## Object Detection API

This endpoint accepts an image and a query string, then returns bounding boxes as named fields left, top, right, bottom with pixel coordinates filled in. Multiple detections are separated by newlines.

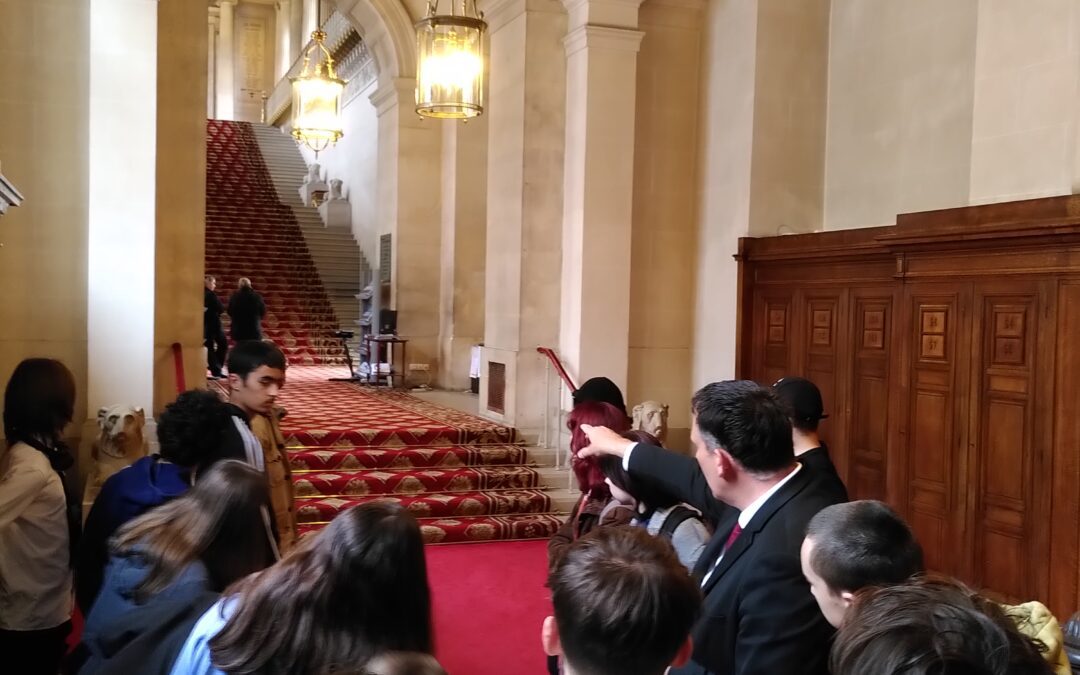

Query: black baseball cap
left=772, top=376, right=828, bottom=425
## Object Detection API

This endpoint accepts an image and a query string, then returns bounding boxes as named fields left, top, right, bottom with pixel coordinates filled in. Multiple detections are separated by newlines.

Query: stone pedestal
left=319, top=197, right=352, bottom=228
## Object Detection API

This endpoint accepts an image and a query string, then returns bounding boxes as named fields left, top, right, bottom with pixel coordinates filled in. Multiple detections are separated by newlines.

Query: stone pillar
left=479, top=0, right=567, bottom=434
left=370, top=79, right=443, bottom=379
left=0, top=0, right=90, bottom=448
left=289, top=0, right=304, bottom=63
left=215, top=0, right=236, bottom=120
left=303, top=0, right=319, bottom=41
left=88, top=0, right=158, bottom=416
left=557, top=0, right=643, bottom=398
left=154, top=0, right=209, bottom=412
left=275, top=0, right=292, bottom=80
left=438, top=118, right=488, bottom=390
left=207, top=10, right=219, bottom=118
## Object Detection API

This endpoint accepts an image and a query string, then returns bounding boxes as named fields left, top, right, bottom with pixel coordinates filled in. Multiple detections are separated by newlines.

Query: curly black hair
left=156, top=389, right=231, bottom=468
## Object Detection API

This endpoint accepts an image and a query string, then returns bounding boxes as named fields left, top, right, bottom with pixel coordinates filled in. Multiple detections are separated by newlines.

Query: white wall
left=824, top=0, right=979, bottom=230
left=969, top=0, right=1080, bottom=203
left=299, top=82, right=380, bottom=267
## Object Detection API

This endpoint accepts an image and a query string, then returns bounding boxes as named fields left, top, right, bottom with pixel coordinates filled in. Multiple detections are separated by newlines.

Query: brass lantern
left=415, top=0, right=486, bottom=119
left=291, top=29, right=345, bottom=154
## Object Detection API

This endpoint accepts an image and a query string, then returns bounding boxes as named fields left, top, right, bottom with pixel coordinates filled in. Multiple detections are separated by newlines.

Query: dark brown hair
left=110, top=459, right=274, bottom=603
left=691, top=380, right=794, bottom=474
left=209, top=503, right=433, bottom=675
left=549, top=526, right=702, bottom=675
left=830, top=577, right=1053, bottom=675
left=4, top=358, right=76, bottom=444
left=805, top=500, right=924, bottom=593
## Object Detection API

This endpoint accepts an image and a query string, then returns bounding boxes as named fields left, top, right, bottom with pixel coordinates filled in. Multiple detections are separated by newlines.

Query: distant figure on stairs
left=227, top=277, right=266, bottom=342
left=203, top=276, right=227, bottom=379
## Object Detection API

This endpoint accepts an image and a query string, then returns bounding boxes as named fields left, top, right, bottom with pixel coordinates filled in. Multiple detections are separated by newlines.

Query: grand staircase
left=205, top=120, right=348, bottom=365
left=250, top=124, right=369, bottom=360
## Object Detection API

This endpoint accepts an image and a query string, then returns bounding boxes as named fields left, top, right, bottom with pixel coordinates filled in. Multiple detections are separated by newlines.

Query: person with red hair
left=547, top=401, right=633, bottom=566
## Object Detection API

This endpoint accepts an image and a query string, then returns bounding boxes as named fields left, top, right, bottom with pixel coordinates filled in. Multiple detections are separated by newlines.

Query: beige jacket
left=1003, top=600, right=1071, bottom=675
left=250, top=407, right=297, bottom=554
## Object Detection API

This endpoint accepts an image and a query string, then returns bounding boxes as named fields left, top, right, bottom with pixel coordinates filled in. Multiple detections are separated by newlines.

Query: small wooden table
left=364, top=335, right=408, bottom=388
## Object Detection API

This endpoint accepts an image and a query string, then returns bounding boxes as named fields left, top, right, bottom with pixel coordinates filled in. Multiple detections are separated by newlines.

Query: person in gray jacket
left=600, top=430, right=711, bottom=571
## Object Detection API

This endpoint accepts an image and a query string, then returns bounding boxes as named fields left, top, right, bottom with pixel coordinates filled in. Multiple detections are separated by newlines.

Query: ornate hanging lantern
left=291, top=29, right=345, bottom=154
left=415, top=0, right=486, bottom=119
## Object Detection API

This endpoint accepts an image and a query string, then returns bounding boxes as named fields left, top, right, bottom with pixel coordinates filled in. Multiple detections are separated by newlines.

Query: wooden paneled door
left=842, top=288, right=897, bottom=501
left=965, top=281, right=1054, bottom=603
left=897, top=282, right=973, bottom=579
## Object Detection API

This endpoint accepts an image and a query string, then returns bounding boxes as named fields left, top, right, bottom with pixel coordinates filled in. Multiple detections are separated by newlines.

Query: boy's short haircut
left=226, top=340, right=286, bottom=379
left=805, top=500, right=924, bottom=593
left=549, top=527, right=702, bottom=675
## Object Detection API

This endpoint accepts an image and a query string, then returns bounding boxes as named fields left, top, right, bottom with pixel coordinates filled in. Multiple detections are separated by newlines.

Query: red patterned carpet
left=215, top=366, right=564, bottom=544
left=205, top=120, right=346, bottom=365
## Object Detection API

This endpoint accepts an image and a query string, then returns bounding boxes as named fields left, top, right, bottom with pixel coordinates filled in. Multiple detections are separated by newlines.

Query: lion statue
left=84, top=405, right=148, bottom=504
left=632, top=400, right=669, bottom=445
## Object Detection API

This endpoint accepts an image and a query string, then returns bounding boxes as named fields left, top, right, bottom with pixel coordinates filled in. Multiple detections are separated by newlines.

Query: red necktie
left=723, top=523, right=743, bottom=552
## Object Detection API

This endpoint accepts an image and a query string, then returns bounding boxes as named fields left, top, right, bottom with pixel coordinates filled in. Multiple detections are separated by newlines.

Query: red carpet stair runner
left=237, top=367, right=566, bottom=544
left=205, top=119, right=347, bottom=365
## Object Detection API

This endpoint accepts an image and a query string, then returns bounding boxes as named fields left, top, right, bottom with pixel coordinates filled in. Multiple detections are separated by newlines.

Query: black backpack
left=657, top=505, right=699, bottom=541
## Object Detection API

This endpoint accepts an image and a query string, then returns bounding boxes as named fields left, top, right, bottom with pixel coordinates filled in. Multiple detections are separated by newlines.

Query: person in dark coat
left=773, top=376, right=849, bottom=501
left=227, top=278, right=266, bottom=342
left=75, top=390, right=233, bottom=616
left=204, top=276, right=228, bottom=379
left=579, top=381, right=844, bottom=675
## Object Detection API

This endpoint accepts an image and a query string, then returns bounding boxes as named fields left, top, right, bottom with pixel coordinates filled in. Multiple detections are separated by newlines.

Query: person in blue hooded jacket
left=78, top=460, right=275, bottom=675
left=75, top=390, right=233, bottom=615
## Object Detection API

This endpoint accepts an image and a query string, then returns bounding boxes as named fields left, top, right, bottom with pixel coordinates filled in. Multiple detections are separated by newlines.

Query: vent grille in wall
left=487, top=361, right=506, bottom=414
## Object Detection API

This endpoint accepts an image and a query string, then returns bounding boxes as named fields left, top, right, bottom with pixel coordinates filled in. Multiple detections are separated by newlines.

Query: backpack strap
left=658, top=505, right=698, bottom=541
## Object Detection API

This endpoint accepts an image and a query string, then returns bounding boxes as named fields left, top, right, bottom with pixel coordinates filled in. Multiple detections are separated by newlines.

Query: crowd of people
left=0, top=344, right=1072, bottom=673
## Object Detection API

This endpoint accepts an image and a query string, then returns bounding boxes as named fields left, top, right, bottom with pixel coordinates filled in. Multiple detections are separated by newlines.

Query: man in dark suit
left=203, top=275, right=228, bottom=379
left=227, top=277, right=267, bottom=341
left=580, top=380, right=843, bottom=675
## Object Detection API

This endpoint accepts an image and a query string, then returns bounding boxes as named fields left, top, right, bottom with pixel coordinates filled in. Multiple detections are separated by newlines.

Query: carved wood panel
left=802, top=293, right=844, bottom=474
left=903, top=285, right=970, bottom=577
left=970, top=287, right=1048, bottom=602
left=847, top=293, right=893, bottom=500
left=755, top=293, right=796, bottom=387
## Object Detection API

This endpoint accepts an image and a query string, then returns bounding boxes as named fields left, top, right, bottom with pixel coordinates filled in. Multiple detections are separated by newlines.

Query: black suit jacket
left=628, top=444, right=843, bottom=675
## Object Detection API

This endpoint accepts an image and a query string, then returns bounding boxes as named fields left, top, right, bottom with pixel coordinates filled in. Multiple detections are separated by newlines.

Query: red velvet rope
left=171, top=342, right=186, bottom=394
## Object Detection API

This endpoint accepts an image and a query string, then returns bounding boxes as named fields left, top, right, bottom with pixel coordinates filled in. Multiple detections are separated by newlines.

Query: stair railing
left=537, top=347, right=576, bottom=489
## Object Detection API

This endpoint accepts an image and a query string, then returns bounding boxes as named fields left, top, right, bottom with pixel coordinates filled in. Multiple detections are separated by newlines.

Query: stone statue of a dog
left=83, top=405, right=148, bottom=505
left=632, top=400, right=669, bottom=445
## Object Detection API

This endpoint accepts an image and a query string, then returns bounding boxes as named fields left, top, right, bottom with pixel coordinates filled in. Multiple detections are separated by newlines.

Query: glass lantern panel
left=416, top=20, right=484, bottom=118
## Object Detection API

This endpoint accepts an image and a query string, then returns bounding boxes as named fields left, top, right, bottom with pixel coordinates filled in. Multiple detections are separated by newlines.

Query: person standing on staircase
left=227, top=278, right=266, bottom=342
left=220, top=341, right=297, bottom=555
left=204, top=276, right=228, bottom=379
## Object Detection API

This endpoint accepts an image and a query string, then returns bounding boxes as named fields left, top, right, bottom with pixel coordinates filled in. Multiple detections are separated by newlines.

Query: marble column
left=154, top=0, right=209, bottom=413
left=275, top=0, right=292, bottom=79
left=479, top=0, right=567, bottom=434
left=88, top=0, right=159, bottom=417
left=370, top=79, right=443, bottom=379
left=438, top=117, right=488, bottom=390
left=303, top=0, right=319, bottom=40
left=207, top=10, right=219, bottom=118
left=215, top=0, right=236, bottom=120
left=557, top=0, right=643, bottom=398
left=289, top=0, right=304, bottom=63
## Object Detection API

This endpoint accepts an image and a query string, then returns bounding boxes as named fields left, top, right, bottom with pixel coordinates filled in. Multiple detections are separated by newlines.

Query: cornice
left=564, top=23, right=643, bottom=55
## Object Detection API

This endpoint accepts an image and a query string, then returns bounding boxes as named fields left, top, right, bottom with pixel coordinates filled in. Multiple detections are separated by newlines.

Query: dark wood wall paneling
left=735, top=195, right=1080, bottom=617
